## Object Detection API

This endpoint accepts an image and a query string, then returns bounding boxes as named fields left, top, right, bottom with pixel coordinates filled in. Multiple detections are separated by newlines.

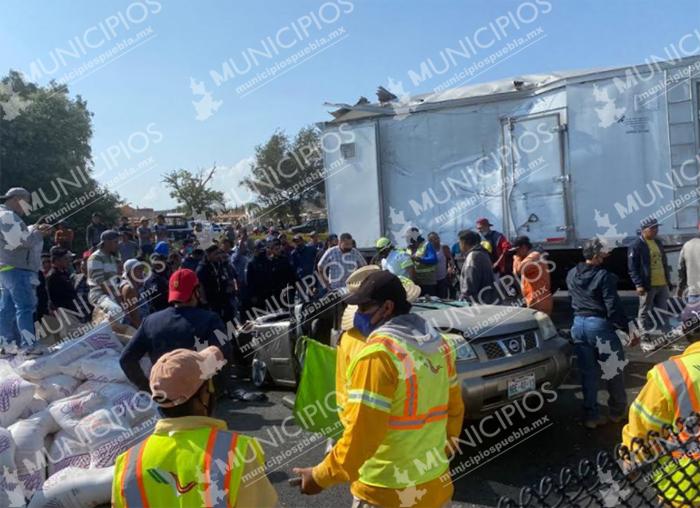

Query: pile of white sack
left=0, top=323, right=157, bottom=508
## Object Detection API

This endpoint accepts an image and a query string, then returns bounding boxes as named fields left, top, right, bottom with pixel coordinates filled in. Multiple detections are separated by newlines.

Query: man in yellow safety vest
left=294, top=271, right=464, bottom=508
left=112, top=346, right=278, bottom=508
left=622, top=335, right=700, bottom=506
left=336, top=267, right=422, bottom=427
left=405, top=227, right=438, bottom=297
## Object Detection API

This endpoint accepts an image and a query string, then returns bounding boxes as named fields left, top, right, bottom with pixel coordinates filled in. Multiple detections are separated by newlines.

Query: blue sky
left=2, top=0, right=700, bottom=210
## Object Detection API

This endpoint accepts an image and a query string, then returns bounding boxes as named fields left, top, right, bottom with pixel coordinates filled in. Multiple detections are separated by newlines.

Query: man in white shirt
left=317, top=232, right=366, bottom=290
left=678, top=222, right=700, bottom=304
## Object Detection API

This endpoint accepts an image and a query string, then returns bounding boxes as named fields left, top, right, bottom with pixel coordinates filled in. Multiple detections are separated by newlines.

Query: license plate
left=507, top=373, right=536, bottom=398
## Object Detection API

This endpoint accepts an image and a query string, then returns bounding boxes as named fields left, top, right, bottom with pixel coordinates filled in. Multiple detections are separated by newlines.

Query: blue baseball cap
left=154, top=241, right=170, bottom=256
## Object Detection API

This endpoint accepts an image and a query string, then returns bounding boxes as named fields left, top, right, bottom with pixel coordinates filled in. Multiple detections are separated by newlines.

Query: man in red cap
left=476, top=217, right=511, bottom=276
left=119, top=268, right=232, bottom=393
left=112, top=346, right=277, bottom=507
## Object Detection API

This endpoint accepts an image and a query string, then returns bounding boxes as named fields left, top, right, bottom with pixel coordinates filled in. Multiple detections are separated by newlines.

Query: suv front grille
left=479, top=331, right=538, bottom=360
left=482, top=342, right=506, bottom=359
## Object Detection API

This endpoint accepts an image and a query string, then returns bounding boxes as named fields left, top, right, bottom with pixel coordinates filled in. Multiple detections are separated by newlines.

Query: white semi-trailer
left=321, top=56, right=700, bottom=283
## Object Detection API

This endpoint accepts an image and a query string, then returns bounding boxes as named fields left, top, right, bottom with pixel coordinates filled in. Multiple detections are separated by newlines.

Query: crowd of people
left=4, top=184, right=700, bottom=506
left=0, top=184, right=560, bottom=354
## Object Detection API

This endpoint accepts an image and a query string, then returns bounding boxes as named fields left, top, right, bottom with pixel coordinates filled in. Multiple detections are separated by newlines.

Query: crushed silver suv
left=411, top=299, right=570, bottom=419
left=247, top=295, right=571, bottom=419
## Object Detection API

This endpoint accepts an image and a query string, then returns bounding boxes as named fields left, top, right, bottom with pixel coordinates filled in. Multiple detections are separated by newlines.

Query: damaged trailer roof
left=324, top=57, right=700, bottom=123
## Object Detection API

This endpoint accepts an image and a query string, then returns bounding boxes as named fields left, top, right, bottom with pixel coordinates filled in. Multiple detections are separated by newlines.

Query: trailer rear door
left=502, top=113, right=570, bottom=244
left=323, top=122, right=382, bottom=249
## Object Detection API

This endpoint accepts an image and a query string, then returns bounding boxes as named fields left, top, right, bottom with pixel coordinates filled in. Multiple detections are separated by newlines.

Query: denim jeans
left=0, top=268, right=38, bottom=346
left=571, top=315, right=628, bottom=420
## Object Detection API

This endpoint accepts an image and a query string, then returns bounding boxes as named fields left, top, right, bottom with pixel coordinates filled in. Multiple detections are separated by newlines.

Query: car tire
left=251, top=358, right=272, bottom=387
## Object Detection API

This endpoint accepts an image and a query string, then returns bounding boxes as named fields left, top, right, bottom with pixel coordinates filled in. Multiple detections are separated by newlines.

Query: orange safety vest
left=656, top=357, right=700, bottom=451
left=652, top=356, right=700, bottom=505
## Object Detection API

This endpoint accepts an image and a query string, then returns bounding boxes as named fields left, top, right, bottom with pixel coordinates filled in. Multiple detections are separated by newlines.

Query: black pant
left=436, top=278, right=450, bottom=299
left=419, top=284, right=438, bottom=297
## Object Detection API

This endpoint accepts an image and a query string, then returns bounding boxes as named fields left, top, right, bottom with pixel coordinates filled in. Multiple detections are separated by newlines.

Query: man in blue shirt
left=290, top=234, right=320, bottom=300
left=405, top=227, right=438, bottom=296
left=119, top=268, right=231, bottom=393
left=290, top=234, right=318, bottom=280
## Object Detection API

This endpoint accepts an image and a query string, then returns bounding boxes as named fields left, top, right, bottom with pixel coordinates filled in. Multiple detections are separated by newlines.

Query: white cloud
left=211, top=156, right=256, bottom=208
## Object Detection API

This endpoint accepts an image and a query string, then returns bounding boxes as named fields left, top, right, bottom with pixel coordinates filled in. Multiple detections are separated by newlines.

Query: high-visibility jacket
left=335, top=328, right=368, bottom=427
left=346, top=331, right=456, bottom=488
left=382, top=249, right=415, bottom=279
left=112, top=419, right=267, bottom=508
left=622, top=342, right=700, bottom=506
left=412, top=242, right=437, bottom=286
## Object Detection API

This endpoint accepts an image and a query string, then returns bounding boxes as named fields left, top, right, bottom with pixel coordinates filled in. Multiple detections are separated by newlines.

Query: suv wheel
left=251, top=358, right=271, bottom=387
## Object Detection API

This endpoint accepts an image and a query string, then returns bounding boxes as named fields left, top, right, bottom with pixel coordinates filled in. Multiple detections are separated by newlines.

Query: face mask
left=353, top=310, right=378, bottom=337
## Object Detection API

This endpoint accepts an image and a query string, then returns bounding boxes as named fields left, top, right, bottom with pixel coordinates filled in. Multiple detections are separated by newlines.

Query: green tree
left=242, top=126, right=325, bottom=225
left=162, top=166, right=225, bottom=216
left=0, top=71, right=121, bottom=252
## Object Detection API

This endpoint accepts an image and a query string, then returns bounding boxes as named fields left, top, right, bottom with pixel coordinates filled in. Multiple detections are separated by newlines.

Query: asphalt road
left=216, top=293, right=680, bottom=507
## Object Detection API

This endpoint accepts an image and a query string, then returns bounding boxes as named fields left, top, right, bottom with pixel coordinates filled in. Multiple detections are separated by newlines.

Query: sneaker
left=584, top=416, right=608, bottom=429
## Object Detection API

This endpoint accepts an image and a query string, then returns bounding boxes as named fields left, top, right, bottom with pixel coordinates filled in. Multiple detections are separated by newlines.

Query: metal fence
left=498, top=414, right=700, bottom=507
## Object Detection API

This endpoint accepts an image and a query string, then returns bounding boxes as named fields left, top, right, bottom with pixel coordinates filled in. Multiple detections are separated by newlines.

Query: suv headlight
left=535, top=312, right=557, bottom=341
left=443, top=333, right=477, bottom=361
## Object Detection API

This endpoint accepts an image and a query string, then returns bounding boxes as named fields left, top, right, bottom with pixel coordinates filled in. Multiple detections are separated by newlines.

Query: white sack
left=47, top=387, right=105, bottom=437
left=0, top=427, right=15, bottom=470
left=9, top=410, right=59, bottom=498
left=60, top=349, right=126, bottom=383
left=0, top=359, right=16, bottom=377
left=35, top=375, right=80, bottom=403
left=27, top=466, right=114, bottom=508
left=0, top=466, right=25, bottom=508
left=88, top=415, right=156, bottom=468
left=15, top=326, right=121, bottom=381
left=18, top=397, right=48, bottom=420
left=46, top=430, right=90, bottom=476
left=0, top=375, right=36, bottom=428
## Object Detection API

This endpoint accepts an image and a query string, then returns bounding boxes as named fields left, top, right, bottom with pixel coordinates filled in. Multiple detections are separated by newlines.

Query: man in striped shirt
left=317, top=232, right=366, bottom=290
left=87, top=229, right=123, bottom=320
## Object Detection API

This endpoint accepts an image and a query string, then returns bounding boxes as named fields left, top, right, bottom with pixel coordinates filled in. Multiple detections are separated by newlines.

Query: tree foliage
left=242, top=126, right=325, bottom=225
left=0, top=71, right=121, bottom=251
left=162, top=166, right=225, bottom=217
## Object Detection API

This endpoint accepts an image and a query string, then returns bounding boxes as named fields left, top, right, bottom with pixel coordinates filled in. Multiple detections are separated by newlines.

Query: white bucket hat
left=341, top=274, right=422, bottom=331
left=346, top=265, right=380, bottom=292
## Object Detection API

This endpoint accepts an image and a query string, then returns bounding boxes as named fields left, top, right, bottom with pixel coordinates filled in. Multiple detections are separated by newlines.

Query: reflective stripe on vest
left=119, top=428, right=245, bottom=508
left=121, top=438, right=150, bottom=508
left=657, top=358, right=700, bottom=458
left=658, top=359, right=700, bottom=420
left=204, top=429, right=239, bottom=508
left=439, top=337, right=456, bottom=379
left=413, top=243, right=435, bottom=274
left=368, top=337, right=418, bottom=418
left=365, top=335, right=453, bottom=430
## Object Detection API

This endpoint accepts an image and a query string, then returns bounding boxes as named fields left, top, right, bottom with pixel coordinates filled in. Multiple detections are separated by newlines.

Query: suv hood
left=413, top=303, right=538, bottom=338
